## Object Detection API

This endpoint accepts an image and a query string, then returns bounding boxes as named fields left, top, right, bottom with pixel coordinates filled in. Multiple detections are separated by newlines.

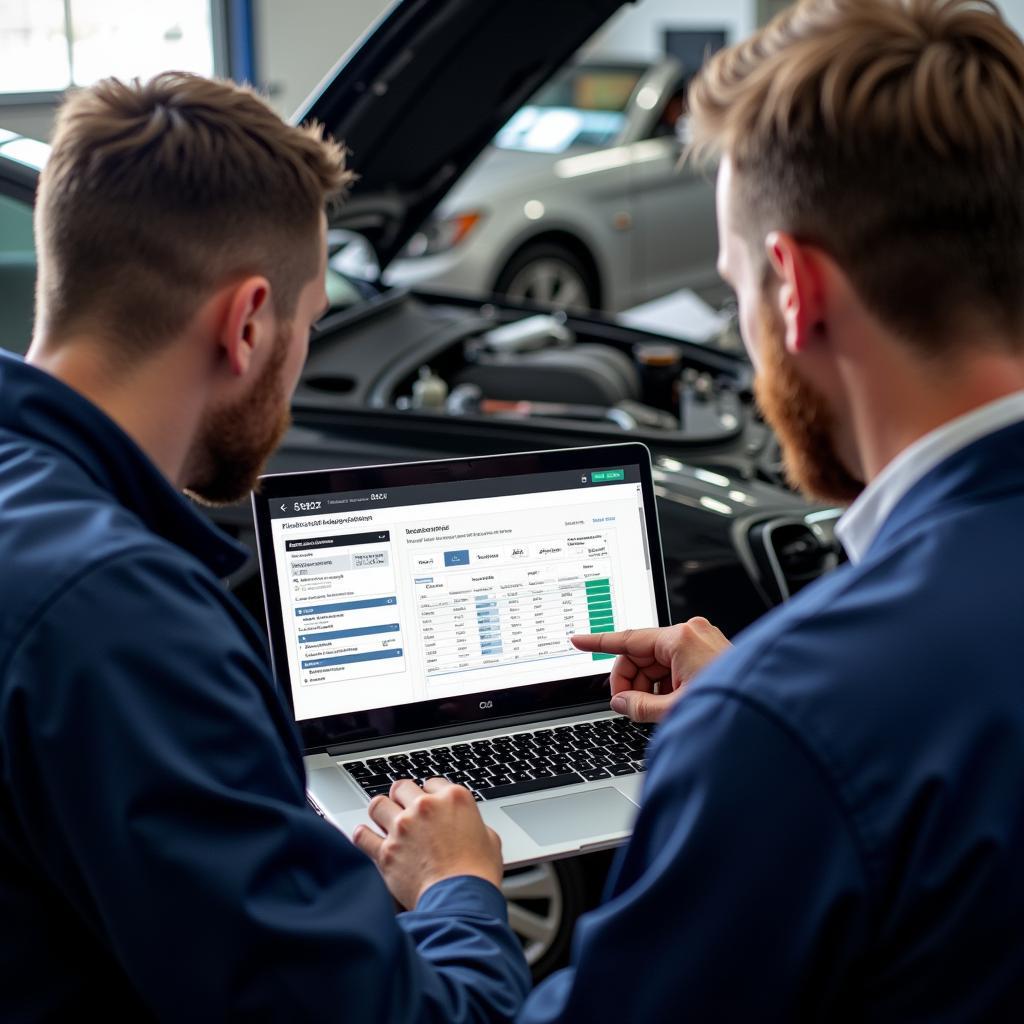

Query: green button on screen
left=591, top=469, right=625, bottom=483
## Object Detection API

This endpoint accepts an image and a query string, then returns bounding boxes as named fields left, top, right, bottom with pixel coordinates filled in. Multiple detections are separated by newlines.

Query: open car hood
left=297, top=0, right=629, bottom=270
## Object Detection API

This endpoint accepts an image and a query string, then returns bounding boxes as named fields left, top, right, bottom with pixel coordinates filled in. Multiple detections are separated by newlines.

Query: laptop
left=251, top=443, right=671, bottom=866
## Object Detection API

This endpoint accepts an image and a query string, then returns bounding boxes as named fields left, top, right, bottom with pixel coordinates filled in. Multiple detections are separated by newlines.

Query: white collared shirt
left=835, top=390, right=1024, bottom=563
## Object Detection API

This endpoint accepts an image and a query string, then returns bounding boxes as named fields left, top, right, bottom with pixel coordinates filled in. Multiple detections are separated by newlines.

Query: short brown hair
left=689, top=0, right=1024, bottom=349
left=36, top=72, right=353, bottom=357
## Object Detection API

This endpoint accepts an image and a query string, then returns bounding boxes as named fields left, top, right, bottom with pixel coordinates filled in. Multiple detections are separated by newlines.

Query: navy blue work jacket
left=0, top=351, right=530, bottom=1021
left=519, top=418, right=1024, bottom=1020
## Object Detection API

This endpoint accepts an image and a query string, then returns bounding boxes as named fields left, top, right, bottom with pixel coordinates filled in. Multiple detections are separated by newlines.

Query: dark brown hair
left=36, top=72, right=353, bottom=358
left=689, top=0, right=1024, bottom=350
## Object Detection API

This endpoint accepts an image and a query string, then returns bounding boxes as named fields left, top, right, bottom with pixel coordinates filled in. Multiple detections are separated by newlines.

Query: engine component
left=477, top=398, right=637, bottom=430
left=454, top=344, right=640, bottom=406
left=614, top=399, right=680, bottom=431
left=634, top=341, right=684, bottom=414
left=446, top=383, right=484, bottom=414
left=478, top=314, right=574, bottom=353
left=411, top=365, right=449, bottom=409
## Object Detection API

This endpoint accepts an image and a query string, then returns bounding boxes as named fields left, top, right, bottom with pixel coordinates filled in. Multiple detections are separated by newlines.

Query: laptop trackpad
left=308, top=767, right=365, bottom=815
left=502, top=787, right=638, bottom=846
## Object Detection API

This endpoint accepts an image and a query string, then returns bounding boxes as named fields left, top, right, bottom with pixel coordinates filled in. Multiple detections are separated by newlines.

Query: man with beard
left=0, top=74, right=530, bottom=1020
left=360, top=0, right=1024, bottom=1020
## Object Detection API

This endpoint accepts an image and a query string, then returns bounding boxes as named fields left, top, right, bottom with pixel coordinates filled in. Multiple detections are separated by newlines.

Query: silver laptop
left=251, top=443, right=670, bottom=866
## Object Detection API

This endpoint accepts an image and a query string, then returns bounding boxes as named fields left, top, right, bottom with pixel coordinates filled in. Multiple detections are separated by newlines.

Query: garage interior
left=2, top=0, right=1024, bottom=1017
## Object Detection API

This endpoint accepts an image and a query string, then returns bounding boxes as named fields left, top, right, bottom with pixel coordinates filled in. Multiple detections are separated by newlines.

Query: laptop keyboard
left=341, top=716, right=655, bottom=802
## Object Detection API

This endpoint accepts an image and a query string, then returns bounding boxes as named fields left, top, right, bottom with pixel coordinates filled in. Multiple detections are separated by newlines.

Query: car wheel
left=502, top=857, right=586, bottom=980
left=494, top=243, right=599, bottom=311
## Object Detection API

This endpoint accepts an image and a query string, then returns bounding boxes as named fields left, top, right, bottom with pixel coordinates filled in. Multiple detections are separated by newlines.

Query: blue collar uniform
left=0, top=351, right=529, bottom=1022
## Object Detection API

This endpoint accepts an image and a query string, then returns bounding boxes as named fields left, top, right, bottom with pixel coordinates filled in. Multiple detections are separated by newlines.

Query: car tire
left=494, top=242, right=599, bottom=311
left=502, top=857, right=587, bottom=981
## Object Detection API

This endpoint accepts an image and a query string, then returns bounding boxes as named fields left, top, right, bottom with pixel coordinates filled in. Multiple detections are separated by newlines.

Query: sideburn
left=753, top=303, right=864, bottom=505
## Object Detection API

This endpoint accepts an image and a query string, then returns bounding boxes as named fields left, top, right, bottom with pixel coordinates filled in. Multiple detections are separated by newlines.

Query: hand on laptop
left=571, top=617, right=732, bottom=723
left=353, top=778, right=503, bottom=908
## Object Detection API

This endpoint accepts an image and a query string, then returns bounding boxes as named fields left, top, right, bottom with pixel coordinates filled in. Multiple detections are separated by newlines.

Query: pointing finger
left=572, top=628, right=661, bottom=657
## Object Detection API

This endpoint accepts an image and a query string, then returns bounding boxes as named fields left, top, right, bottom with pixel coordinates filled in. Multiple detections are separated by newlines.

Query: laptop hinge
left=322, top=700, right=611, bottom=758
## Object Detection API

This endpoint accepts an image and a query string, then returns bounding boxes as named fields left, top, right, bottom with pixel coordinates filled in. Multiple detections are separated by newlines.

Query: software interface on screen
left=267, top=465, right=661, bottom=722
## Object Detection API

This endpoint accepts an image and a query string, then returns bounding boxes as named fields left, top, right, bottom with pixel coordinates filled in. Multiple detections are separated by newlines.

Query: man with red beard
left=361, top=1, right=1024, bottom=1020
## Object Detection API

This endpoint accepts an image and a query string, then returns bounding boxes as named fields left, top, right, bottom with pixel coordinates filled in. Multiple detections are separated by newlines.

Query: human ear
left=765, top=232, right=823, bottom=356
left=219, top=276, right=270, bottom=377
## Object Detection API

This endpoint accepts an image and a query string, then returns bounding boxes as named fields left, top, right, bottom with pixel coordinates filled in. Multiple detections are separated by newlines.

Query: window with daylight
left=0, top=0, right=216, bottom=96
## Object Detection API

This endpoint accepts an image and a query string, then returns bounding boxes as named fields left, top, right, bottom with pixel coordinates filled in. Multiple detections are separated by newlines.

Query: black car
left=0, top=0, right=843, bottom=976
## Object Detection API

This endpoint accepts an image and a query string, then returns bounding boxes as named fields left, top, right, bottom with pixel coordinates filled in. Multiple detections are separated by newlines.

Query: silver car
left=383, top=58, right=719, bottom=312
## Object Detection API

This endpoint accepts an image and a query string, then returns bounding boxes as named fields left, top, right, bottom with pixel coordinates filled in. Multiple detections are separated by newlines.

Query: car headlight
left=402, top=211, right=484, bottom=258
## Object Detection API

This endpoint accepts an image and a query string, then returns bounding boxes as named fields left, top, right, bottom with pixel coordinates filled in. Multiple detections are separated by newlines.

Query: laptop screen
left=253, top=444, right=670, bottom=751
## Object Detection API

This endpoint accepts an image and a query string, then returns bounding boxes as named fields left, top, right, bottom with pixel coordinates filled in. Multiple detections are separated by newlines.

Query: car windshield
left=494, top=64, right=645, bottom=154
left=0, top=133, right=49, bottom=172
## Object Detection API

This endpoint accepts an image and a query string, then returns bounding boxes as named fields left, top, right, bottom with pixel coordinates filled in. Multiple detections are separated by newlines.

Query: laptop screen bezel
left=252, top=443, right=671, bottom=753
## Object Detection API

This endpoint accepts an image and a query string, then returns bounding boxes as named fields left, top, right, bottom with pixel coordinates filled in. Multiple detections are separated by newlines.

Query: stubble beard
left=185, top=324, right=293, bottom=507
